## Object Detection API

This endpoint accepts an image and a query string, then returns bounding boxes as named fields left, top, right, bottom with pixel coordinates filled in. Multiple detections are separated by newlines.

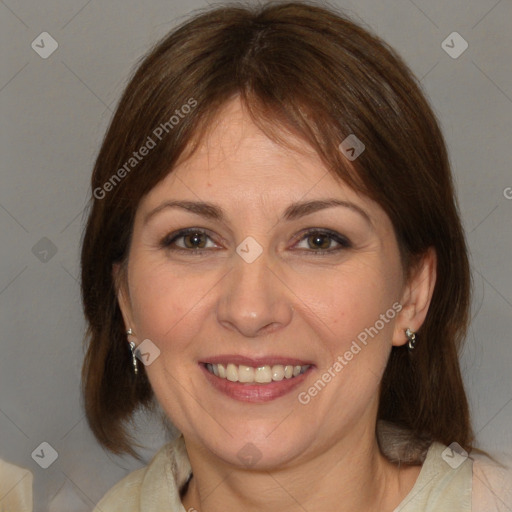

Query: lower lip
left=200, top=363, right=313, bottom=403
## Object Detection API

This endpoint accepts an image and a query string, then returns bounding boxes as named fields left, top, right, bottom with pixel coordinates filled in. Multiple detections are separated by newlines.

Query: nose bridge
left=216, top=245, right=293, bottom=337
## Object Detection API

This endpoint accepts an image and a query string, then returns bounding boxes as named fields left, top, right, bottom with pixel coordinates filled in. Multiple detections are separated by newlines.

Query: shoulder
left=378, top=420, right=512, bottom=510
left=393, top=441, right=473, bottom=511
left=394, top=441, right=512, bottom=512
left=472, top=450, right=512, bottom=511
left=92, top=465, right=147, bottom=512
left=93, top=435, right=192, bottom=512
left=0, top=459, right=33, bottom=512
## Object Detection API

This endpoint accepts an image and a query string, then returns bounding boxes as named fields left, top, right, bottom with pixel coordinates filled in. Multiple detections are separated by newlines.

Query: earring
left=405, top=328, right=416, bottom=351
left=126, top=329, right=138, bottom=375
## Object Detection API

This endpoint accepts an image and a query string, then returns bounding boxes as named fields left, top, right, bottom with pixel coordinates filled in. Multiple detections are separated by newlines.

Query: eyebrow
left=143, top=198, right=372, bottom=227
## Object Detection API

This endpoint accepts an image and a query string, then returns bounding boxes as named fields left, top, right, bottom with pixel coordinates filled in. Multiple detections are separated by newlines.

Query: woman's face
left=117, top=97, right=416, bottom=469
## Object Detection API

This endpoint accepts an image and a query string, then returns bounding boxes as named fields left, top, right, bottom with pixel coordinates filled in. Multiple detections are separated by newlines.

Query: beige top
left=93, top=433, right=512, bottom=512
left=0, top=460, right=33, bottom=512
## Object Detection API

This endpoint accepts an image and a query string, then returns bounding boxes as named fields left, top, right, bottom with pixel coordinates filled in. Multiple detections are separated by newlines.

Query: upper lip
left=201, top=355, right=314, bottom=367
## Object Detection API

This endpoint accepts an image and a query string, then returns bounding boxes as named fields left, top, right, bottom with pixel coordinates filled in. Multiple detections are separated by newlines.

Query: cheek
left=295, top=265, right=400, bottom=411
left=128, top=259, right=210, bottom=346
left=291, top=260, right=400, bottom=346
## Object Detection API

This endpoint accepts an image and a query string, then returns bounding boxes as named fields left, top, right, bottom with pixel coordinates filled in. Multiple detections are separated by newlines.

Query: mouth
left=199, top=356, right=315, bottom=403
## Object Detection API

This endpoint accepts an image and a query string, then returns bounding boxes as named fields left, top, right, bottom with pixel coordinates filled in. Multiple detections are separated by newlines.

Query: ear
left=392, top=247, right=437, bottom=347
left=112, top=262, right=136, bottom=334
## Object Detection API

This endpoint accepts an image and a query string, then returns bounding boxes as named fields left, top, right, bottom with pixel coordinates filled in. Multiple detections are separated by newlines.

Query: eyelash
left=159, top=227, right=352, bottom=256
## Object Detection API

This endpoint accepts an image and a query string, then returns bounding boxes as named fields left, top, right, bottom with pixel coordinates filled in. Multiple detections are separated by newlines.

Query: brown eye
left=182, top=231, right=208, bottom=249
left=307, top=233, right=332, bottom=250
left=295, top=229, right=351, bottom=254
left=160, top=228, right=216, bottom=252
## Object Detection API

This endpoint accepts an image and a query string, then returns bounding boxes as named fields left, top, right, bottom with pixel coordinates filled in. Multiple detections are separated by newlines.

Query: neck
left=181, top=421, right=420, bottom=512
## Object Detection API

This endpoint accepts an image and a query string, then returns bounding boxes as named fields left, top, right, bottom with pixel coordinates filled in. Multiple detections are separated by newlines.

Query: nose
left=216, top=249, right=294, bottom=338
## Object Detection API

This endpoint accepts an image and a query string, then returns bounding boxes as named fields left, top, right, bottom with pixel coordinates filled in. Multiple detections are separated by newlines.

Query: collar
left=139, top=434, right=191, bottom=511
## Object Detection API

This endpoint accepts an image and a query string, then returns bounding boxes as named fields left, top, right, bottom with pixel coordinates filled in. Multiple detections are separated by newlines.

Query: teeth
left=255, top=366, right=272, bottom=383
left=272, top=365, right=285, bottom=381
left=206, top=363, right=310, bottom=383
left=226, top=363, right=238, bottom=382
left=239, top=365, right=255, bottom=383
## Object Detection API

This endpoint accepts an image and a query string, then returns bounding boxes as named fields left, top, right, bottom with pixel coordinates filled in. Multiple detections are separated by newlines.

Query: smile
left=205, top=363, right=311, bottom=384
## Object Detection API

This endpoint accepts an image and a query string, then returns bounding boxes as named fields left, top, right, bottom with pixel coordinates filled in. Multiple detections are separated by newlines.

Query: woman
left=81, top=2, right=511, bottom=511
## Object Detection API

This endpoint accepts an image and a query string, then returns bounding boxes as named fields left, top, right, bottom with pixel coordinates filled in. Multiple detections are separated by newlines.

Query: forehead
left=132, top=97, right=397, bottom=246
left=142, top=97, right=362, bottom=206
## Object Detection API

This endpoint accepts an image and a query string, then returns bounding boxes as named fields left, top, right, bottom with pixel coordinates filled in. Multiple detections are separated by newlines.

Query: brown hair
left=81, top=1, right=473, bottom=459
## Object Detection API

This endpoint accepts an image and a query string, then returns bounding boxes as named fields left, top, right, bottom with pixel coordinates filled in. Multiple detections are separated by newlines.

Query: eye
left=293, top=229, right=352, bottom=254
left=159, top=227, right=351, bottom=256
left=160, top=228, right=218, bottom=253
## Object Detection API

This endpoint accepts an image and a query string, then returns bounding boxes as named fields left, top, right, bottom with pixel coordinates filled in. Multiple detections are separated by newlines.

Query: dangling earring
left=126, top=328, right=138, bottom=375
left=405, top=328, right=416, bottom=351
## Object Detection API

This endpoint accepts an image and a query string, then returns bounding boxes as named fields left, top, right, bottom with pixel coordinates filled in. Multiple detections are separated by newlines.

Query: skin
left=115, top=97, right=437, bottom=512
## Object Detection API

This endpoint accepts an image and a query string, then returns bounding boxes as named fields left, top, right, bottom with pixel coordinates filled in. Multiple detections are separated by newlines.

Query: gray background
left=1, top=0, right=511, bottom=510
